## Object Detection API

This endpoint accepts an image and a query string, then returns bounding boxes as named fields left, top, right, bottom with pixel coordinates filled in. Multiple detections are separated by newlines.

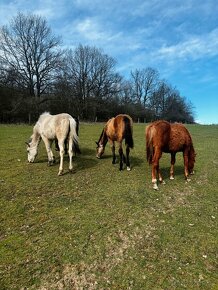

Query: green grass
left=0, top=123, right=218, bottom=289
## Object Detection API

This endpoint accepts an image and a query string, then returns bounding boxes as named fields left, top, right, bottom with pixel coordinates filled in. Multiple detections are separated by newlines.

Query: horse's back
left=146, top=120, right=171, bottom=148
left=37, top=112, right=75, bottom=140
left=169, top=123, right=193, bottom=151
left=106, top=114, right=133, bottom=141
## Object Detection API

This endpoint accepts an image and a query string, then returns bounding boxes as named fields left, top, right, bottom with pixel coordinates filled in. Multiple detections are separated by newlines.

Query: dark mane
left=97, top=128, right=108, bottom=146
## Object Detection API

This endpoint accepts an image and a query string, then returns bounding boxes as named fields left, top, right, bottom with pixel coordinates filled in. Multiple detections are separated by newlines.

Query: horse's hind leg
left=170, top=153, right=176, bottom=180
left=58, top=140, right=65, bottom=176
left=126, top=146, right=131, bottom=171
left=55, top=138, right=67, bottom=155
left=118, top=144, right=124, bottom=171
left=68, top=137, right=73, bottom=173
left=152, top=149, right=162, bottom=190
left=110, top=141, right=116, bottom=164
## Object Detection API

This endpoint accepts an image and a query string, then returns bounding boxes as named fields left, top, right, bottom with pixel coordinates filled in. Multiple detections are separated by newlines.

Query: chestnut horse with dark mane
left=146, top=120, right=196, bottom=190
left=96, top=114, right=134, bottom=171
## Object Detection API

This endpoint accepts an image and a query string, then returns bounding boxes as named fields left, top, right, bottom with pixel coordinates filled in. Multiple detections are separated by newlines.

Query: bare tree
left=130, top=67, right=159, bottom=106
left=0, top=13, right=62, bottom=99
left=63, top=45, right=122, bottom=119
left=150, top=81, right=171, bottom=118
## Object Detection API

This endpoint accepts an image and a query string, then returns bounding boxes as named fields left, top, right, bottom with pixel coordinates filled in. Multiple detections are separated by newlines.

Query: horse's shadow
left=130, top=156, right=144, bottom=168
left=35, top=147, right=98, bottom=171
left=96, top=154, right=144, bottom=169
left=159, top=165, right=185, bottom=178
left=74, top=147, right=98, bottom=170
left=33, top=147, right=145, bottom=171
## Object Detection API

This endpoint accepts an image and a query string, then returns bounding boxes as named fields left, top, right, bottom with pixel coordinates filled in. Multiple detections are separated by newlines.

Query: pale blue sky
left=0, top=0, right=218, bottom=124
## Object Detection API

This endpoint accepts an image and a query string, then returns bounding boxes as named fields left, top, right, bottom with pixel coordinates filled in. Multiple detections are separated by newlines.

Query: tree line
left=0, top=13, right=195, bottom=123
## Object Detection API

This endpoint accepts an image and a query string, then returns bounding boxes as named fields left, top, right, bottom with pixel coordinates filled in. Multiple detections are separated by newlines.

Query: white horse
left=26, top=112, right=80, bottom=175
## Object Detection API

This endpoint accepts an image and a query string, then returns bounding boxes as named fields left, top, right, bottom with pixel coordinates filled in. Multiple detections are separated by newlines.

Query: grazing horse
left=26, top=112, right=80, bottom=176
left=96, top=114, right=134, bottom=171
left=146, top=120, right=196, bottom=190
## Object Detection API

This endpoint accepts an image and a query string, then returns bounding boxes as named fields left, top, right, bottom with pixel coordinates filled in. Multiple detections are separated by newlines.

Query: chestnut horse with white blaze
left=26, top=112, right=80, bottom=176
left=146, top=120, right=196, bottom=190
left=96, top=114, right=134, bottom=171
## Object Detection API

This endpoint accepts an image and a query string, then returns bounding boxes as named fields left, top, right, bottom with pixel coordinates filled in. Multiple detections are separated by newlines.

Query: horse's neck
left=100, top=129, right=108, bottom=147
left=31, top=125, right=41, bottom=146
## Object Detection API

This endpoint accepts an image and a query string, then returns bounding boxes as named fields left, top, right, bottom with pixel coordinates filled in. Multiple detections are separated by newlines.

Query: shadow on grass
left=158, top=165, right=185, bottom=179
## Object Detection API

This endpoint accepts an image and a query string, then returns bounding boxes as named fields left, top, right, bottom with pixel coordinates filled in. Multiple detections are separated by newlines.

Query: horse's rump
left=146, top=125, right=156, bottom=164
left=105, top=115, right=133, bottom=148
left=146, top=120, right=171, bottom=164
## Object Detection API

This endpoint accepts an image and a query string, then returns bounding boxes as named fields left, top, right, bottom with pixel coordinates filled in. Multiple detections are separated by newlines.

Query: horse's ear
left=95, top=141, right=98, bottom=145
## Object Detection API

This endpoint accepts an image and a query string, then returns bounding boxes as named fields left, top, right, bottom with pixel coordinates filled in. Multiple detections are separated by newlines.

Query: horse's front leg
left=183, top=152, right=190, bottom=182
left=42, top=137, right=55, bottom=165
left=170, top=152, right=176, bottom=180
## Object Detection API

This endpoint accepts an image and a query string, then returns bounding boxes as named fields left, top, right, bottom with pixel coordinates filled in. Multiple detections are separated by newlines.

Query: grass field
left=0, top=122, right=218, bottom=289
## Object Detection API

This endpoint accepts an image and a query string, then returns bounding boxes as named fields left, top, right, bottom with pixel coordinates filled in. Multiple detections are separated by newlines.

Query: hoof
left=58, top=171, right=63, bottom=176
left=170, top=176, right=174, bottom=180
left=153, top=184, right=159, bottom=190
left=161, top=180, right=166, bottom=185
left=127, top=166, right=131, bottom=171
left=186, top=178, right=191, bottom=183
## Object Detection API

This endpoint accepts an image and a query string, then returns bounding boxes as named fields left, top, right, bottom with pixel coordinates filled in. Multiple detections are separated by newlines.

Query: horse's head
left=26, top=141, right=38, bottom=163
left=96, top=141, right=105, bottom=158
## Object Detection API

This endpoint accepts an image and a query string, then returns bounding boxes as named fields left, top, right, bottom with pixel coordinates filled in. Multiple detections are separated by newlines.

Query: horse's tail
left=124, top=116, right=134, bottom=149
left=189, top=141, right=196, bottom=161
left=146, top=125, right=155, bottom=164
left=69, top=117, right=81, bottom=155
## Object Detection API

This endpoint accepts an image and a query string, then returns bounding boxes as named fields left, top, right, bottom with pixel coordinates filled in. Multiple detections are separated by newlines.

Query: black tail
left=124, top=116, right=134, bottom=149
left=73, top=117, right=81, bottom=154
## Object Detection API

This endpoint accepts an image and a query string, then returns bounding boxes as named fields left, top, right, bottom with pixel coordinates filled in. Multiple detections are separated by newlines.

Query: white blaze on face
left=96, top=144, right=104, bottom=158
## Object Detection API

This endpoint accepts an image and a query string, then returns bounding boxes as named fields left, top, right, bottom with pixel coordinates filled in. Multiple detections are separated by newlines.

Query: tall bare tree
left=63, top=45, right=121, bottom=119
left=130, top=67, right=159, bottom=106
left=0, top=13, right=62, bottom=99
